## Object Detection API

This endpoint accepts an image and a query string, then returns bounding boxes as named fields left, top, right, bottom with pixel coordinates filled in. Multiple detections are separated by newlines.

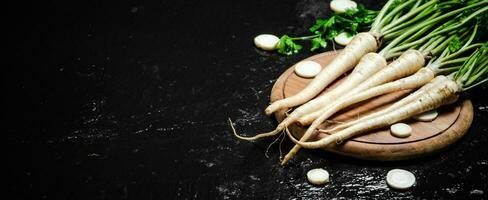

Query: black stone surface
left=5, top=0, right=488, bottom=199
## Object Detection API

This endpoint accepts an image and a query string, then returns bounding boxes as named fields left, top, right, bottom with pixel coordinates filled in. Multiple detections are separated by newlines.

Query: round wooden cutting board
left=270, top=51, right=474, bottom=161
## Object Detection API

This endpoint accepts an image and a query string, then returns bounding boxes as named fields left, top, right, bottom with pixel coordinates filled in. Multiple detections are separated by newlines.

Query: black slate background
left=5, top=0, right=488, bottom=199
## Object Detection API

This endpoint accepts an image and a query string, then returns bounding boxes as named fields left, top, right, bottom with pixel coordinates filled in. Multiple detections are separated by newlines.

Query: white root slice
left=386, top=169, right=416, bottom=190
left=330, top=0, right=357, bottom=13
left=254, top=34, right=280, bottom=51
left=413, top=109, right=438, bottom=122
left=294, top=61, right=323, bottom=78
left=307, top=168, right=330, bottom=185
left=390, top=123, right=412, bottom=138
left=334, top=32, right=354, bottom=46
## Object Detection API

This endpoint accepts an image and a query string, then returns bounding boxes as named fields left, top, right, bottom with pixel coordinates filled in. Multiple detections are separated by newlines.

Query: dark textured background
left=5, top=0, right=488, bottom=199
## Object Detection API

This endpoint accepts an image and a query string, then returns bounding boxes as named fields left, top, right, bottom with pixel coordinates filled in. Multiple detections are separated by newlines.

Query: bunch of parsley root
left=231, top=0, right=488, bottom=165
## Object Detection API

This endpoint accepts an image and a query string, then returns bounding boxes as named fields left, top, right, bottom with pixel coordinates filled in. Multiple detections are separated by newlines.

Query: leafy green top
left=454, top=43, right=488, bottom=90
left=277, top=5, right=378, bottom=55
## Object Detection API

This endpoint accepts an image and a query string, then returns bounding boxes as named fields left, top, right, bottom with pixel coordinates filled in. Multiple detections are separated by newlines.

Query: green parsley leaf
left=310, top=37, right=327, bottom=51
left=277, top=35, right=303, bottom=55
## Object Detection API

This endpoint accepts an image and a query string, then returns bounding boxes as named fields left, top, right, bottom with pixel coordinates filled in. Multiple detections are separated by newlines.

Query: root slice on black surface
left=307, top=168, right=330, bottom=185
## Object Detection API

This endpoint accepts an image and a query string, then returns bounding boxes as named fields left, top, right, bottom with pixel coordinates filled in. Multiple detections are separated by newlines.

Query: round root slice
left=307, top=168, right=330, bottom=185
left=386, top=169, right=416, bottom=190
left=254, top=34, right=280, bottom=51
left=413, top=109, right=438, bottom=122
left=330, top=0, right=357, bottom=13
left=294, top=61, right=322, bottom=78
left=334, top=32, right=354, bottom=46
left=390, top=123, right=412, bottom=138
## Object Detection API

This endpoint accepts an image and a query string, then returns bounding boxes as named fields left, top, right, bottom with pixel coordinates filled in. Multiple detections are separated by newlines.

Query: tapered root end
left=280, top=154, right=292, bottom=166
left=280, top=144, right=301, bottom=166
left=264, top=104, right=279, bottom=116
left=265, top=98, right=290, bottom=116
left=228, top=118, right=281, bottom=141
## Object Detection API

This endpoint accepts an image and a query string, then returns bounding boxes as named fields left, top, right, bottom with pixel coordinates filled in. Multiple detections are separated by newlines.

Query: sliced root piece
left=307, top=168, right=330, bottom=185
left=334, top=32, right=354, bottom=46
left=386, top=169, right=416, bottom=190
left=254, top=34, right=280, bottom=51
left=390, top=123, right=412, bottom=138
left=294, top=61, right=322, bottom=78
left=413, top=109, right=438, bottom=121
left=330, top=0, right=357, bottom=13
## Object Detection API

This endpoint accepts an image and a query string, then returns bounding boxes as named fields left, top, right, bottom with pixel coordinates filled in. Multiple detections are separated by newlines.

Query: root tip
left=280, top=156, right=291, bottom=166
left=228, top=117, right=282, bottom=141
left=264, top=106, right=275, bottom=116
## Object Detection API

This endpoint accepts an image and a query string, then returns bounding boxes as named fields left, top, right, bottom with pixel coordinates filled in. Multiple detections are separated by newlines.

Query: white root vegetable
left=287, top=79, right=460, bottom=150
left=386, top=169, right=416, bottom=190
left=245, top=52, right=380, bottom=144
left=321, top=75, right=448, bottom=133
left=413, top=109, right=438, bottom=121
left=254, top=34, right=280, bottom=51
left=298, top=67, right=435, bottom=126
left=234, top=35, right=379, bottom=142
left=330, top=0, right=358, bottom=13
left=334, top=32, right=354, bottom=46
left=265, top=32, right=378, bottom=115
left=287, top=52, right=386, bottom=121
left=297, top=50, right=426, bottom=126
left=306, top=168, right=330, bottom=185
left=234, top=0, right=488, bottom=167
left=390, top=123, right=412, bottom=138
left=280, top=50, right=427, bottom=164
left=294, top=61, right=323, bottom=78
left=233, top=53, right=383, bottom=141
